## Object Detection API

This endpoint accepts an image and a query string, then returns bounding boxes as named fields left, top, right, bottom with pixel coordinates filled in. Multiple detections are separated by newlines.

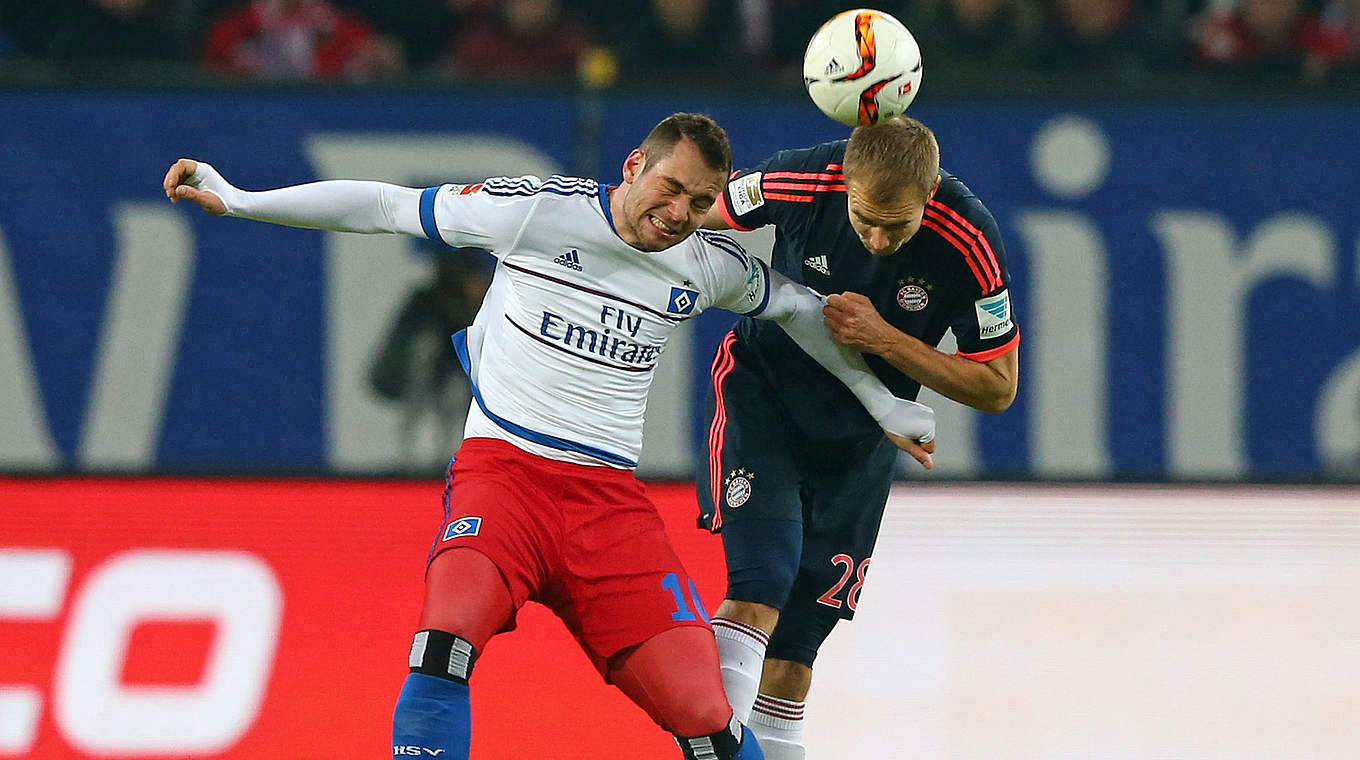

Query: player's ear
left=929, top=174, right=941, bottom=200
left=621, top=149, right=646, bottom=184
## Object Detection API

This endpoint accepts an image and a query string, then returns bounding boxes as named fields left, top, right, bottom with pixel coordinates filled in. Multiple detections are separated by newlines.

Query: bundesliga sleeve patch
left=728, top=172, right=764, bottom=216
left=741, top=260, right=767, bottom=309
left=974, top=289, right=1014, bottom=339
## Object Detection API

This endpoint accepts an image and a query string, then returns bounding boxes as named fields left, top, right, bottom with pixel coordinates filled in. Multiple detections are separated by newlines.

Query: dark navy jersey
left=716, top=140, right=1020, bottom=444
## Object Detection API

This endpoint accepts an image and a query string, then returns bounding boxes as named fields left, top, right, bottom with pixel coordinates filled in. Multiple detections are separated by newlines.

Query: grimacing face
left=616, top=138, right=726, bottom=252
left=845, top=177, right=938, bottom=256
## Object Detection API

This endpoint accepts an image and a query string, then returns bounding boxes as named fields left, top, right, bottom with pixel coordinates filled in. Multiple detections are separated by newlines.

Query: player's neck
left=605, top=184, right=637, bottom=249
left=606, top=184, right=622, bottom=228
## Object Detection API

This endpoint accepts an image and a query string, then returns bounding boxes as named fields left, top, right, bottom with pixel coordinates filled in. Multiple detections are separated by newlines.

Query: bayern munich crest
left=897, top=282, right=929, bottom=311
left=723, top=468, right=754, bottom=508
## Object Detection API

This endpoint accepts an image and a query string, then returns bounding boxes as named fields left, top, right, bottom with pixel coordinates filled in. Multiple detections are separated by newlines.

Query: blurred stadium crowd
left=0, top=0, right=1356, bottom=92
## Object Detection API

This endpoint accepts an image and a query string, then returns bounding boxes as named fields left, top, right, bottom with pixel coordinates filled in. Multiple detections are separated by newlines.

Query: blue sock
left=734, top=724, right=766, bottom=759
left=392, top=673, right=471, bottom=759
left=679, top=718, right=766, bottom=760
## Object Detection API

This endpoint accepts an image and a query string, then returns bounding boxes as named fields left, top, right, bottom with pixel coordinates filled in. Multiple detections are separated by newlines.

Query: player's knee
left=628, top=667, right=733, bottom=737
left=667, top=691, right=737, bottom=737
left=623, top=646, right=733, bottom=735
left=716, top=599, right=780, bottom=633
left=609, top=626, right=738, bottom=737
left=419, top=548, right=515, bottom=650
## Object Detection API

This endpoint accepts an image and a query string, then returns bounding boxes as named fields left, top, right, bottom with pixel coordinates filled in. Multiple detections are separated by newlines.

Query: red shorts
left=429, top=437, right=712, bottom=671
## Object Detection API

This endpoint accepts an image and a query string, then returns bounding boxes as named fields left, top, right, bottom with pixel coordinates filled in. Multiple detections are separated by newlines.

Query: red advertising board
left=0, top=477, right=726, bottom=759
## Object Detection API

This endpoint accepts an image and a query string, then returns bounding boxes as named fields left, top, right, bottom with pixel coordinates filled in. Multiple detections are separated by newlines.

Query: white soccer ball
left=802, top=8, right=923, bottom=128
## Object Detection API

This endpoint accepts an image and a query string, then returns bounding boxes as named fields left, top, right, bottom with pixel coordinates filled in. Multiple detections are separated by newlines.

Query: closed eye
left=855, top=212, right=908, bottom=231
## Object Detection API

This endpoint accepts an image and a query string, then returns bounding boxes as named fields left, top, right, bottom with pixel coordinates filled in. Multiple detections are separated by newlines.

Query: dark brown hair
left=639, top=112, right=733, bottom=176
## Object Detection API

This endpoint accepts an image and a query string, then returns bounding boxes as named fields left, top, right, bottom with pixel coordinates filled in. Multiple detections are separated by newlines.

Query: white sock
left=711, top=617, right=769, bottom=723
left=749, top=693, right=806, bottom=760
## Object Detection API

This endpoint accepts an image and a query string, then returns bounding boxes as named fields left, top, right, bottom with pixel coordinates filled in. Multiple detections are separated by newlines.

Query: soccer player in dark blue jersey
left=698, top=116, right=1020, bottom=758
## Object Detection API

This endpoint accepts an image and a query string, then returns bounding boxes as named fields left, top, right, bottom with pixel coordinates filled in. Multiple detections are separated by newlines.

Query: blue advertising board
left=1, top=90, right=1356, bottom=479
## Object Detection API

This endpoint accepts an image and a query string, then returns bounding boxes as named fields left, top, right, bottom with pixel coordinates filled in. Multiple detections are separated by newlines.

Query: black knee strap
left=677, top=714, right=743, bottom=760
left=408, top=629, right=477, bottom=684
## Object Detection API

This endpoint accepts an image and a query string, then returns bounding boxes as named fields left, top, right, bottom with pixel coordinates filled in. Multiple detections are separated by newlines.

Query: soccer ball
left=802, top=8, right=923, bottom=128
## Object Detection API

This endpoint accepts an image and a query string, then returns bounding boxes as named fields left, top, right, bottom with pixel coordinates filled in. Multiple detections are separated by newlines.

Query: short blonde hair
left=842, top=116, right=940, bottom=202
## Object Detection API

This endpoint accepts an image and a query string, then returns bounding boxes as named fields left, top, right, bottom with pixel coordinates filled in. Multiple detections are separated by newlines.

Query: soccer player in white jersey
left=163, top=113, right=935, bottom=760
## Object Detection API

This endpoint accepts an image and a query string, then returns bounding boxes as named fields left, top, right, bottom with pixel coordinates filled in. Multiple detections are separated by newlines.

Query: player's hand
left=887, top=431, right=934, bottom=470
left=824, top=291, right=894, bottom=354
left=163, top=158, right=227, bottom=215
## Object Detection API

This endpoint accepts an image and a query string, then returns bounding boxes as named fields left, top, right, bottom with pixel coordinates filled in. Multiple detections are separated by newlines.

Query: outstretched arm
left=756, top=270, right=936, bottom=468
left=163, top=158, right=425, bottom=236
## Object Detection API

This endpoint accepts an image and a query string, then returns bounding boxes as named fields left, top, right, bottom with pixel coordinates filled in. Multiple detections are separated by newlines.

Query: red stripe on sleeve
left=921, top=217, right=990, bottom=291
left=928, top=200, right=1002, bottom=286
left=764, top=192, right=815, bottom=203
left=762, top=180, right=846, bottom=193
left=923, top=206, right=1001, bottom=290
left=957, top=331, right=1020, bottom=363
left=717, top=192, right=755, bottom=232
left=763, top=170, right=845, bottom=183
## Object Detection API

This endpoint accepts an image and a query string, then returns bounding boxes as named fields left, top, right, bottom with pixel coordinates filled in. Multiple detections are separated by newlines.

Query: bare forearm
left=873, top=330, right=1016, bottom=413
left=701, top=205, right=731, bottom=230
left=822, top=291, right=1017, bottom=414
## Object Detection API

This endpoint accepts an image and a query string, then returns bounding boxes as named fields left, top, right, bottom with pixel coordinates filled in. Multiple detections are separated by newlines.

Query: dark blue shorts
left=697, top=333, right=898, bottom=667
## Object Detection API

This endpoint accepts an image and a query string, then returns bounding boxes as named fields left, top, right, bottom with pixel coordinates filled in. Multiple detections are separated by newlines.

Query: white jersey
left=418, top=175, right=771, bottom=468
left=195, top=161, right=934, bottom=465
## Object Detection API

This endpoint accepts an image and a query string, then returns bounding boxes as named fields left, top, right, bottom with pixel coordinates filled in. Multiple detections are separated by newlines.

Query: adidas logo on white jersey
left=553, top=249, right=583, bottom=271
left=804, top=255, right=830, bottom=275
